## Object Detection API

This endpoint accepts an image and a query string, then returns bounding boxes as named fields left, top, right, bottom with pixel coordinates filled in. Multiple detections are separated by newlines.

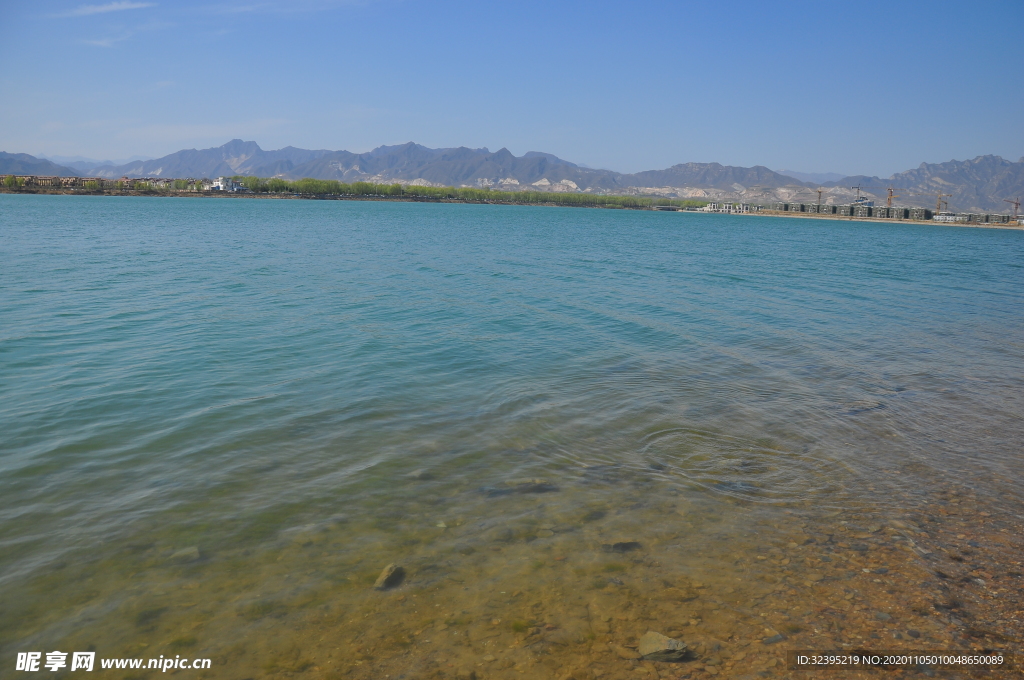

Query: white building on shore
left=208, top=177, right=243, bottom=192
left=701, top=202, right=753, bottom=213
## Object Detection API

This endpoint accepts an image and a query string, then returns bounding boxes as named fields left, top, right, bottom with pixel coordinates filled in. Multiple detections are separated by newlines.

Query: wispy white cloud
left=60, top=2, right=156, bottom=18
left=212, top=2, right=271, bottom=13
left=80, top=20, right=171, bottom=47
left=211, top=0, right=377, bottom=14
left=81, top=29, right=135, bottom=47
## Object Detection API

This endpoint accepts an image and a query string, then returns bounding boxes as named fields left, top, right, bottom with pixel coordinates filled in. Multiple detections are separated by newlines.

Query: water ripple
left=640, top=427, right=852, bottom=503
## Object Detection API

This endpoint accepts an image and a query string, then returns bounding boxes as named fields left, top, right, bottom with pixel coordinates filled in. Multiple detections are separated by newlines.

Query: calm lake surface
left=2, top=195, right=1022, bottom=679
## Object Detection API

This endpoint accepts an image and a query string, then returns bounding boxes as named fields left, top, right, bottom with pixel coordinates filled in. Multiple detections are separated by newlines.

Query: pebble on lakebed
left=601, top=541, right=642, bottom=553
left=372, top=563, right=405, bottom=590
left=637, top=630, right=688, bottom=662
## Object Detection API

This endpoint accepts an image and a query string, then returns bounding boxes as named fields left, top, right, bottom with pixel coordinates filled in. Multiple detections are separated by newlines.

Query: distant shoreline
left=2, top=187, right=1021, bottom=230
left=0, top=186, right=679, bottom=211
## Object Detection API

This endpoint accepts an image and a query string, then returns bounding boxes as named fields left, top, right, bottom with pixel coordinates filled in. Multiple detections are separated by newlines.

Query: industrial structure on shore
left=766, top=201, right=1017, bottom=225
left=700, top=200, right=1020, bottom=225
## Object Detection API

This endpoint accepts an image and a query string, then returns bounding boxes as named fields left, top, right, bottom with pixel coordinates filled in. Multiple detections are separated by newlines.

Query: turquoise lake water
left=1, top=195, right=1022, bottom=678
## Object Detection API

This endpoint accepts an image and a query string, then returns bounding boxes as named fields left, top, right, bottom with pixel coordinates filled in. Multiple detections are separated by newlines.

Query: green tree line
left=229, top=175, right=707, bottom=210
left=2, top=172, right=708, bottom=210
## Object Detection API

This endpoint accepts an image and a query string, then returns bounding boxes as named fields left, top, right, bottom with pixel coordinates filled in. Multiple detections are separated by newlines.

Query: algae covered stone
left=638, top=630, right=687, bottom=661
left=373, top=563, right=405, bottom=590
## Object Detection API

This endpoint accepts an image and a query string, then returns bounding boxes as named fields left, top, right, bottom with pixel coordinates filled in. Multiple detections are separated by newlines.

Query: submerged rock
left=601, top=541, right=642, bottom=553
left=373, top=563, right=405, bottom=590
left=714, top=480, right=762, bottom=494
left=168, top=547, right=200, bottom=563
left=662, top=585, right=700, bottom=602
left=481, top=480, right=560, bottom=496
left=557, top=672, right=585, bottom=680
left=487, top=527, right=514, bottom=543
left=845, top=399, right=885, bottom=415
left=638, top=631, right=688, bottom=662
left=610, top=644, right=641, bottom=660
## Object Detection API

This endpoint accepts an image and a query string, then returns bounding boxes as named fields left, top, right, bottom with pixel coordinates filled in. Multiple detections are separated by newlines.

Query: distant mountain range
left=2, top=141, right=1022, bottom=212
left=37, top=154, right=155, bottom=174
left=820, top=155, right=1024, bottom=214
left=79, top=140, right=335, bottom=182
left=0, top=152, right=80, bottom=177
left=775, top=169, right=847, bottom=184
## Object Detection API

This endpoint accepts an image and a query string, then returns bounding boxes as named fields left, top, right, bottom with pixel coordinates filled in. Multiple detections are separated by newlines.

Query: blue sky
left=1, top=0, right=1022, bottom=176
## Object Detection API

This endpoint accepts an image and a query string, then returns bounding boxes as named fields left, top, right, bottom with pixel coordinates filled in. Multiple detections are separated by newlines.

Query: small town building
left=209, top=177, right=243, bottom=192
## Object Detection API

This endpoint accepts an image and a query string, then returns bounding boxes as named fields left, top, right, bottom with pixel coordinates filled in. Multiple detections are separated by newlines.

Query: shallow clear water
left=1, top=195, right=1022, bottom=678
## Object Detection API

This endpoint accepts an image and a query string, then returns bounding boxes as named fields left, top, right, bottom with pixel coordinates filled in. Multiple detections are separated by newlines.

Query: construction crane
left=1005, top=197, right=1021, bottom=220
left=859, top=185, right=900, bottom=207
left=850, top=184, right=897, bottom=206
left=908, top=190, right=953, bottom=213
